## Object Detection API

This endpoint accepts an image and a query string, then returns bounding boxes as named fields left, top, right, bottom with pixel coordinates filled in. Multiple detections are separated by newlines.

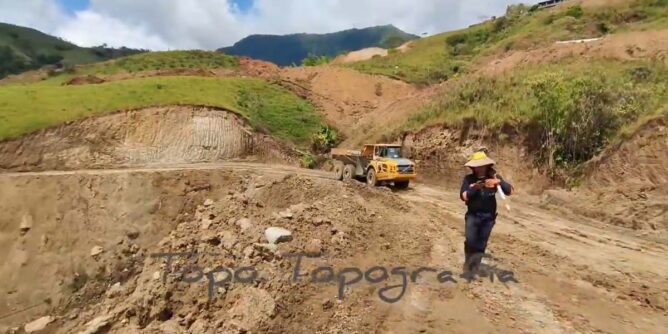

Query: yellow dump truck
left=330, top=144, right=417, bottom=188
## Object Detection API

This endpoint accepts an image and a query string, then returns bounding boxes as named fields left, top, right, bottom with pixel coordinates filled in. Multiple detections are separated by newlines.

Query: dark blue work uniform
left=460, top=172, right=512, bottom=268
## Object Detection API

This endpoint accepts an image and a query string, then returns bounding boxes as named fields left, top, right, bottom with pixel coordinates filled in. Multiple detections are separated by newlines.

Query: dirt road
left=1, top=163, right=666, bottom=333
left=384, top=184, right=667, bottom=333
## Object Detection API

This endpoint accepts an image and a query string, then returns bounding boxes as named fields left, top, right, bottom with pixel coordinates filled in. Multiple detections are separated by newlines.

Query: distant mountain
left=218, top=25, right=419, bottom=66
left=0, top=22, right=146, bottom=78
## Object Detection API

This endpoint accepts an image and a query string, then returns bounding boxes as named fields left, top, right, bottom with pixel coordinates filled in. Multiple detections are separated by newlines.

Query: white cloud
left=1, top=0, right=531, bottom=50
left=54, top=10, right=170, bottom=50
left=0, top=0, right=67, bottom=33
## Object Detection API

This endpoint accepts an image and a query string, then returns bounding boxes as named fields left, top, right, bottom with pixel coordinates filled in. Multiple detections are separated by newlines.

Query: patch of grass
left=346, top=0, right=668, bottom=84
left=0, top=76, right=322, bottom=146
left=82, top=50, right=239, bottom=75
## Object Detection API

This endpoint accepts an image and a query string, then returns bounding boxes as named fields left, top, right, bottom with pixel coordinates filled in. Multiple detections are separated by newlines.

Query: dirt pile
left=331, top=48, right=388, bottom=64
left=0, top=169, right=415, bottom=333
left=236, top=57, right=281, bottom=78
left=0, top=105, right=294, bottom=172
left=65, top=75, right=106, bottom=86
left=279, top=66, right=431, bottom=146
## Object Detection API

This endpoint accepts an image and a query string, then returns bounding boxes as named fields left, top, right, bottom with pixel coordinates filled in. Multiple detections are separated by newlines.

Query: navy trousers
left=465, top=212, right=496, bottom=254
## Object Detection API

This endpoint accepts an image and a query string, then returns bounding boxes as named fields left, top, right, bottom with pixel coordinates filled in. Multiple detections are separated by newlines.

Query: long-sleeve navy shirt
left=460, top=173, right=512, bottom=214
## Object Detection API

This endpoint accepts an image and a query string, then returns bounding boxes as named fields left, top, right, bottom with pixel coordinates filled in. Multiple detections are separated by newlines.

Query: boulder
left=20, top=213, right=33, bottom=235
left=24, top=316, right=54, bottom=333
left=264, top=227, right=292, bottom=244
left=90, top=246, right=104, bottom=257
left=79, top=315, right=112, bottom=334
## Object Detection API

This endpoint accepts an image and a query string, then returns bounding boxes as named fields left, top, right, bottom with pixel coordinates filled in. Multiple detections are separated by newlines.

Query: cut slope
left=543, top=113, right=668, bottom=231
left=0, top=106, right=295, bottom=171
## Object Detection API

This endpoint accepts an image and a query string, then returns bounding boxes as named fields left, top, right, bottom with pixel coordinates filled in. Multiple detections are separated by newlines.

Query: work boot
left=461, top=242, right=475, bottom=279
left=470, top=251, right=484, bottom=273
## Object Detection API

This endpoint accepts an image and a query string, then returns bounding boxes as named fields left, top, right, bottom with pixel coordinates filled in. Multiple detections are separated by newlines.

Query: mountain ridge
left=0, top=22, right=145, bottom=78
left=218, top=24, right=419, bottom=66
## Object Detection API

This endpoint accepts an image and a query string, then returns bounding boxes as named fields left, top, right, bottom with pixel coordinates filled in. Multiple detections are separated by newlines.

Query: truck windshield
left=382, top=147, right=402, bottom=158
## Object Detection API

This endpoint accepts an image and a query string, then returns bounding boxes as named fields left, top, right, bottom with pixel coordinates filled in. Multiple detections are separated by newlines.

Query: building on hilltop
left=537, top=0, right=568, bottom=9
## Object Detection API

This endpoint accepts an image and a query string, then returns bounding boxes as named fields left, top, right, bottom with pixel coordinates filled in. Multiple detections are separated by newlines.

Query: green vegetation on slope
left=401, top=60, right=668, bottom=170
left=82, top=51, right=239, bottom=75
left=348, top=0, right=668, bottom=85
left=219, top=25, right=418, bottom=66
left=0, top=76, right=321, bottom=146
left=0, top=22, right=144, bottom=78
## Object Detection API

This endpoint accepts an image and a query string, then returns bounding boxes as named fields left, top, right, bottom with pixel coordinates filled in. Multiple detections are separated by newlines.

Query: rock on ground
left=90, top=246, right=104, bottom=257
left=264, top=227, right=292, bottom=244
left=79, top=315, right=111, bottom=334
left=24, top=316, right=54, bottom=333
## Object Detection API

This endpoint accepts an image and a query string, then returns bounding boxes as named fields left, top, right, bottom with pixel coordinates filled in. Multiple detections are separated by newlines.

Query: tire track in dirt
left=0, top=162, right=334, bottom=180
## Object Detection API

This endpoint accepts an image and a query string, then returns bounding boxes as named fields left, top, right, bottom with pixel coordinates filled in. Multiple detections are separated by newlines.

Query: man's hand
left=484, top=178, right=501, bottom=188
left=469, top=182, right=482, bottom=190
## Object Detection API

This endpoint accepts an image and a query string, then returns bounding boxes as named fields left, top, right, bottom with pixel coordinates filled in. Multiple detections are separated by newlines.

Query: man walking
left=459, top=151, right=513, bottom=276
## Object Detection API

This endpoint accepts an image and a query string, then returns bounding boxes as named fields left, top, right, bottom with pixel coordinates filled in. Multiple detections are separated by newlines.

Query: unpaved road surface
left=388, top=184, right=667, bottom=333
left=1, top=164, right=666, bottom=333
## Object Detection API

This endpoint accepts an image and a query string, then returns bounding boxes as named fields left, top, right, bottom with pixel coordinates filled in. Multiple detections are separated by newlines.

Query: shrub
left=446, top=33, right=468, bottom=47
left=302, top=54, right=331, bottom=66
left=527, top=72, right=639, bottom=169
left=596, top=22, right=610, bottom=34
left=565, top=5, right=584, bottom=19
left=300, top=153, right=317, bottom=169
left=312, top=125, right=339, bottom=153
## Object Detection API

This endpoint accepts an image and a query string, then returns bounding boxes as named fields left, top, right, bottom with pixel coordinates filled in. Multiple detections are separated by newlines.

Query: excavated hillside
left=0, top=106, right=295, bottom=172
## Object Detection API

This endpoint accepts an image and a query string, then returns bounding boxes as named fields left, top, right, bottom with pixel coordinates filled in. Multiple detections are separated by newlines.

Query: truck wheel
left=393, top=181, right=409, bottom=189
left=333, top=162, right=344, bottom=181
left=366, top=168, right=378, bottom=186
left=342, top=164, right=355, bottom=181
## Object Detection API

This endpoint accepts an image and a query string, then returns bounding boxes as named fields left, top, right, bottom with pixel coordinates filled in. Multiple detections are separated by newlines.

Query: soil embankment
left=0, top=105, right=294, bottom=172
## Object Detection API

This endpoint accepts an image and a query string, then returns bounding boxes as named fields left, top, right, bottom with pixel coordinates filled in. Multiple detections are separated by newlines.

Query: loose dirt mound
left=279, top=66, right=432, bottom=146
left=0, top=105, right=294, bottom=172
left=0, top=169, right=414, bottom=333
left=331, top=47, right=388, bottom=64
left=478, top=29, right=668, bottom=76
left=65, top=75, right=106, bottom=85
left=543, top=114, right=668, bottom=232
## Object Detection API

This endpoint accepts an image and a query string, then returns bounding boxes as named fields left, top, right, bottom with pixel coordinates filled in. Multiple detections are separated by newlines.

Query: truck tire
left=366, top=168, right=378, bottom=186
left=333, top=162, right=344, bottom=181
left=393, top=181, right=409, bottom=189
left=343, top=164, right=355, bottom=181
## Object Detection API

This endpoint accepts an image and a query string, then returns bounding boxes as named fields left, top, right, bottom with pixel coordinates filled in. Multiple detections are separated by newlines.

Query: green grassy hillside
left=219, top=25, right=418, bottom=66
left=0, top=75, right=322, bottom=146
left=0, top=22, right=144, bottom=78
left=81, top=50, right=239, bottom=75
left=348, top=0, right=668, bottom=85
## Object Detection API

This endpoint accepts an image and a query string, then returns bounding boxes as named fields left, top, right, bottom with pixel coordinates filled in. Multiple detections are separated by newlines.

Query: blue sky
left=56, top=0, right=255, bottom=13
left=56, top=0, right=89, bottom=13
